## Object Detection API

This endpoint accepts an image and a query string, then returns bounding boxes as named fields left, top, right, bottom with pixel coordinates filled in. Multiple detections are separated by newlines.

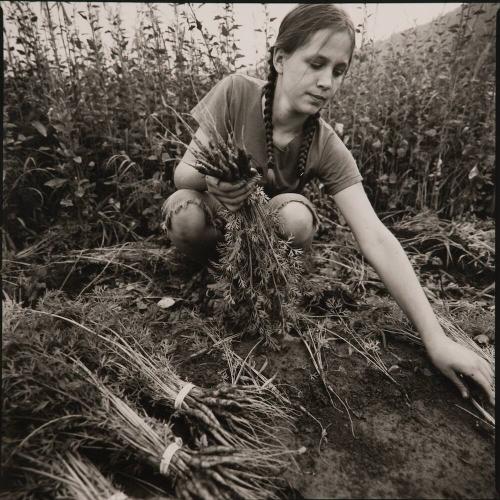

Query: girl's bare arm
left=333, top=182, right=494, bottom=404
left=173, top=128, right=209, bottom=191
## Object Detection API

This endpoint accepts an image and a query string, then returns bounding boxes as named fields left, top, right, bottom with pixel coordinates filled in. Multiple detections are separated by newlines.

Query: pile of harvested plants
left=2, top=296, right=297, bottom=499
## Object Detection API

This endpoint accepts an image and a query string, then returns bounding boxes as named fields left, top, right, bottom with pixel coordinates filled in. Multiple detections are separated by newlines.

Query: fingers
left=466, top=370, right=495, bottom=407
left=444, top=368, right=469, bottom=399
left=216, top=192, right=252, bottom=212
left=479, top=358, right=494, bottom=382
left=206, top=175, right=258, bottom=212
left=206, top=176, right=246, bottom=194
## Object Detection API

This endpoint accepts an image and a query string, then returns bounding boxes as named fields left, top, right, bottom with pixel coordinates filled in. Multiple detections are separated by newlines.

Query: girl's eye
left=310, top=62, right=323, bottom=69
left=333, top=66, right=347, bottom=77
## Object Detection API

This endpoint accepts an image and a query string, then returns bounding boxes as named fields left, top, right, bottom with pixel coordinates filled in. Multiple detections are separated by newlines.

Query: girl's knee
left=163, top=190, right=213, bottom=243
left=277, top=201, right=316, bottom=248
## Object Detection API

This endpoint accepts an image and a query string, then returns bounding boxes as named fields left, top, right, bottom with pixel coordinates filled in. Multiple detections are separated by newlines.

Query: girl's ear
left=273, top=48, right=287, bottom=74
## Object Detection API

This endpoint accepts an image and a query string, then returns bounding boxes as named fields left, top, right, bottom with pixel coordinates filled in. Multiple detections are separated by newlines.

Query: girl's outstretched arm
left=333, top=183, right=495, bottom=406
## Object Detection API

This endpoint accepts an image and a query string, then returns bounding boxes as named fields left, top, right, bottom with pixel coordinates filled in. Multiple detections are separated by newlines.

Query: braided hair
left=263, top=49, right=320, bottom=179
left=262, top=4, right=355, bottom=180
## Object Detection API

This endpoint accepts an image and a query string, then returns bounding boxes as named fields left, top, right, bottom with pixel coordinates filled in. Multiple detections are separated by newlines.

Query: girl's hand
left=205, top=172, right=258, bottom=212
left=426, top=335, right=495, bottom=406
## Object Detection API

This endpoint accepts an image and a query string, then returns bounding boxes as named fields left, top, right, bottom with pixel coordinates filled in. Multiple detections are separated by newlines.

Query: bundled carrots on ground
left=2, top=296, right=298, bottom=499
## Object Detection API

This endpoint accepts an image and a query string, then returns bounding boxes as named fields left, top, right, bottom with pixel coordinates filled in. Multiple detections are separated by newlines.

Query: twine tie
left=174, top=382, right=195, bottom=410
left=160, top=437, right=183, bottom=475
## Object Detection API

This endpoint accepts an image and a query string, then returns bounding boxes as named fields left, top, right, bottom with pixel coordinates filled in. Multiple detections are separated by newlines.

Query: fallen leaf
left=388, top=364, right=400, bottom=373
left=157, top=297, right=176, bottom=309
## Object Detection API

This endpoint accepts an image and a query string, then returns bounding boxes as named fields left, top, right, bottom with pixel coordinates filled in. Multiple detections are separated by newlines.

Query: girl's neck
left=272, top=78, right=308, bottom=135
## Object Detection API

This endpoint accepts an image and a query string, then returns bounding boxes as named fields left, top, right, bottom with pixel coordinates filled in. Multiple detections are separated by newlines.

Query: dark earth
left=4, top=228, right=495, bottom=499
left=175, top=321, right=496, bottom=499
left=176, top=329, right=495, bottom=499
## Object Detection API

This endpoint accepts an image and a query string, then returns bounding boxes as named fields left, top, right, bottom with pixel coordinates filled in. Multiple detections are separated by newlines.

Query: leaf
left=157, top=297, right=176, bottom=309
left=468, top=165, right=480, bottom=180
left=73, top=156, right=82, bottom=164
left=31, top=121, right=47, bottom=137
left=424, top=129, right=437, bottom=138
left=60, top=197, right=74, bottom=207
left=45, top=178, right=68, bottom=189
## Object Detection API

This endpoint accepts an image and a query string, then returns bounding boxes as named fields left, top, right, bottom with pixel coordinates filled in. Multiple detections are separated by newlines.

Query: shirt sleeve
left=316, top=131, right=363, bottom=196
left=190, top=75, right=234, bottom=142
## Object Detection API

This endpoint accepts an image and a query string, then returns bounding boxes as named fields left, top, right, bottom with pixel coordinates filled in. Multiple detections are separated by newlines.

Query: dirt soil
left=177, top=328, right=495, bottom=499
left=5, top=233, right=495, bottom=499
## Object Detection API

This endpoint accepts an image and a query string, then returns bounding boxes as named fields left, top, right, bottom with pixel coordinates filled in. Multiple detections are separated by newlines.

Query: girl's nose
left=317, top=70, right=333, bottom=90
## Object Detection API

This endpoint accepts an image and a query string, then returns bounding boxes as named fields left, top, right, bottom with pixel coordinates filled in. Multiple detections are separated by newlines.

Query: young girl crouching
left=163, top=4, right=494, bottom=406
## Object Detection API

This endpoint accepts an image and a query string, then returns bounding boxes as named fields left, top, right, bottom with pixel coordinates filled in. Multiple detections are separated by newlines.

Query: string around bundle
left=106, top=493, right=128, bottom=500
left=160, top=437, right=183, bottom=475
left=174, top=382, right=195, bottom=410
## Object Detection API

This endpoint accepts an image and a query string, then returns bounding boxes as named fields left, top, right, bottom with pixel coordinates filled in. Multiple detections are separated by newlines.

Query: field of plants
left=2, top=2, right=496, bottom=499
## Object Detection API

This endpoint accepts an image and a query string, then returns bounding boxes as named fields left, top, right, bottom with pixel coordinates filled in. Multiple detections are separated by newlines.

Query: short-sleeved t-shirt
left=191, top=74, right=362, bottom=197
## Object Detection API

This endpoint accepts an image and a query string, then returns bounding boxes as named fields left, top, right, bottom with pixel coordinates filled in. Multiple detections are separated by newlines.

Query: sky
left=116, top=3, right=461, bottom=62
left=4, top=2, right=463, bottom=67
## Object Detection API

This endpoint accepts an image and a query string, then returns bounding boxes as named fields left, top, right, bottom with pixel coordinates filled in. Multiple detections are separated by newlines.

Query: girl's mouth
left=307, top=93, right=326, bottom=104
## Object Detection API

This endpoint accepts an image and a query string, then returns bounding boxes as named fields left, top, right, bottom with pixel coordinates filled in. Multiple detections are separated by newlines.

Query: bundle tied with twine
left=9, top=295, right=295, bottom=452
left=100, top=324, right=294, bottom=452
left=162, top=108, right=305, bottom=346
left=73, top=361, right=290, bottom=500
left=3, top=299, right=299, bottom=499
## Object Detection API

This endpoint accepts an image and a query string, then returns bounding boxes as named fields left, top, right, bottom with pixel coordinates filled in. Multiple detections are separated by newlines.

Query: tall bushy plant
left=3, top=3, right=495, bottom=257
left=2, top=2, right=229, bottom=253
left=331, top=3, right=496, bottom=217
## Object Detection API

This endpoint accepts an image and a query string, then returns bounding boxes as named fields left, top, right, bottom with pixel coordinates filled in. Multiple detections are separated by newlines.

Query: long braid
left=263, top=48, right=320, bottom=180
left=263, top=49, right=277, bottom=172
left=296, top=112, right=319, bottom=178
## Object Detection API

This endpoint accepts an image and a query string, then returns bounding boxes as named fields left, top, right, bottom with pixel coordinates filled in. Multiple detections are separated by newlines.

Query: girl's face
left=275, top=28, right=352, bottom=116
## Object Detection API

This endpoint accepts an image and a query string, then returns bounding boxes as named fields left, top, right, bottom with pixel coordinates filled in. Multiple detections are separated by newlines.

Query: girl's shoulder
left=315, top=117, right=345, bottom=152
left=203, top=73, right=264, bottom=108
left=225, top=73, right=265, bottom=96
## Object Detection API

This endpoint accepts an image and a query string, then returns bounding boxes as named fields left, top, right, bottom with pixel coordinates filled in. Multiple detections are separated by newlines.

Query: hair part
left=263, top=4, right=355, bottom=180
